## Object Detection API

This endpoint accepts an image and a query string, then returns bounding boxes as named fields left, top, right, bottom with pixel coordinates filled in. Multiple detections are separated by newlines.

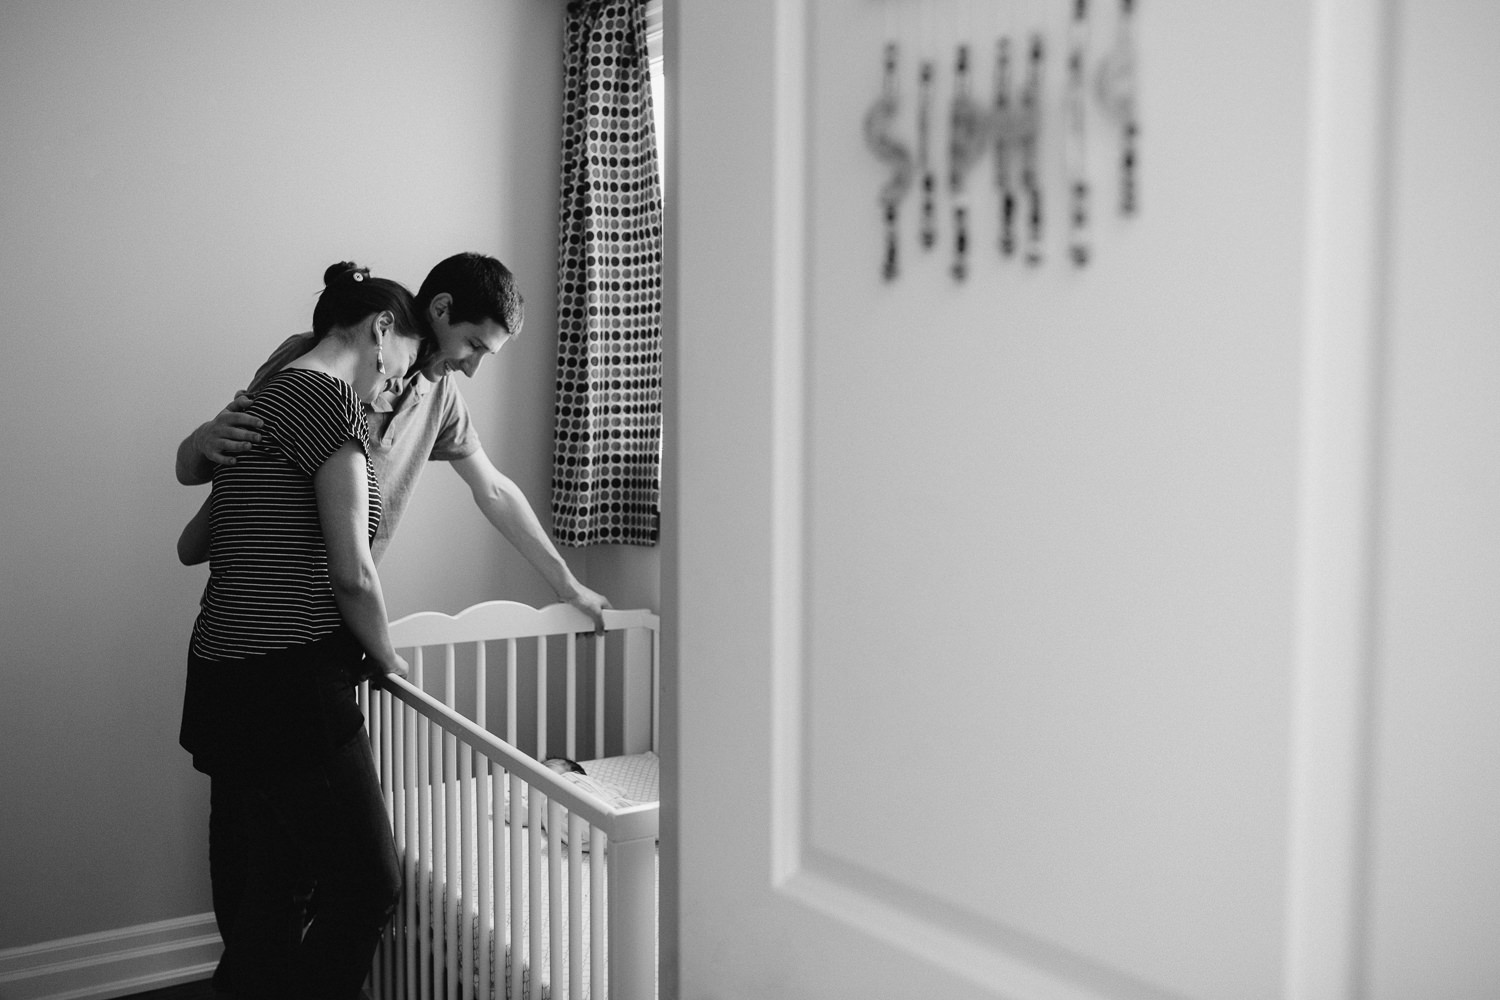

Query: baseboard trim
left=0, top=913, right=221, bottom=1000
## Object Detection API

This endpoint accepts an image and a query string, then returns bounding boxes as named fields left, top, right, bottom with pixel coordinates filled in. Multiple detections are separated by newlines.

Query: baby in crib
left=515, top=755, right=659, bottom=849
left=501, top=757, right=631, bottom=848
left=545, top=757, right=587, bottom=776
left=536, top=757, right=638, bottom=814
left=544, top=756, right=633, bottom=807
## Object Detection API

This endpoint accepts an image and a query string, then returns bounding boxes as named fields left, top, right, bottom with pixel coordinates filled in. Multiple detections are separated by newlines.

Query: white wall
left=1366, top=1, right=1500, bottom=992
left=0, top=0, right=660, bottom=953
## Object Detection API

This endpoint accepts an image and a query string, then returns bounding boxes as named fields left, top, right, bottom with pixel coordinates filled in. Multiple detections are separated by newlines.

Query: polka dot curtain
left=552, top=0, right=664, bottom=547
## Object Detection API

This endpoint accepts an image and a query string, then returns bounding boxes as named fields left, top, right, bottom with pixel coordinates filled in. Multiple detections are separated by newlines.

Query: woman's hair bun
left=311, top=259, right=422, bottom=341
left=323, top=261, right=370, bottom=286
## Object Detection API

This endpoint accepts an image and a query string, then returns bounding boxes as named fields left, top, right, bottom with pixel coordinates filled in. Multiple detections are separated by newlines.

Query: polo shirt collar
left=369, top=370, right=441, bottom=413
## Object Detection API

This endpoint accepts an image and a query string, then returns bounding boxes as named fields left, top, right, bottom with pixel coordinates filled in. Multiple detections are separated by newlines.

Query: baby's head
left=544, top=757, right=586, bottom=776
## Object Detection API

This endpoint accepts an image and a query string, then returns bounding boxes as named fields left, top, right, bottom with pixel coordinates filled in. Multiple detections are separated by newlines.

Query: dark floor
left=119, top=980, right=216, bottom=1000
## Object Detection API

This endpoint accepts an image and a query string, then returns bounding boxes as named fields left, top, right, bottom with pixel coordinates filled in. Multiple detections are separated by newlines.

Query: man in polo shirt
left=174, top=251, right=610, bottom=626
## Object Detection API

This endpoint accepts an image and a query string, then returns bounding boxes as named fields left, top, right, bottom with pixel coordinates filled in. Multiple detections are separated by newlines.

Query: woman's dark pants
left=211, top=735, right=399, bottom=999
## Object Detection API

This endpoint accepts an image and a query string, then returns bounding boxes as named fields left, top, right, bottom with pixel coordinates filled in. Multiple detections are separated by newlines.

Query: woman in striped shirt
left=178, top=262, right=428, bottom=1000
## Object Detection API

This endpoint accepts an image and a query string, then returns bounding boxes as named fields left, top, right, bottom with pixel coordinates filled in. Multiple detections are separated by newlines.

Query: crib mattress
left=579, top=750, right=658, bottom=804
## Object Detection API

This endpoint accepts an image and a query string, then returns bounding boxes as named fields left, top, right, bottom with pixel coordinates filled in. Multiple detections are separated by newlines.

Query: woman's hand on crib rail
left=370, top=653, right=410, bottom=687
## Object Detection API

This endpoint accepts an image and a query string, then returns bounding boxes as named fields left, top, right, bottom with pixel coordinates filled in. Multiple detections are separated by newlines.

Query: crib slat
left=471, top=640, right=487, bottom=1000
left=509, top=772, right=524, bottom=1000
left=376, top=687, right=394, bottom=1000
left=414, top=648, right=432, bottom=1000
left=475, top=640, right=487, bottom=730
left=460, top=741, right=477, bottom=1000
left=591, top=830, right=605, bottom=1000
left=548, top=800, right=564, bottom=1000
left=391, top=690, right=408, bottom=1000
left=595, top=636, right=607, bottom=758
left=529, top=799, right=544, bottom=1000
left=472, top=644, right=487, bottom=1000
left=361, top=683, right=377, bottom=998
left=506, top=637, right=518, bottom=746
left=458, top=740, right=470, bottom=1000
left=448, top=781, right=459, bottom=1000
left=362, top=684, right=380, bottom=1000
left=439, top=645, right=456, bottom=1000
left=566, top=636, right=578, bottom=761
left=444, top=646, right=460, bottom=1000
left=568, top=813, right=585, bottom=1000
left=535, top=635, right=548, bottom=760
left=393, top=689, right=411, bottom=1000
left=430, top=680, right=447, bottom=999
left=478, top=764, right=495, bottom=1000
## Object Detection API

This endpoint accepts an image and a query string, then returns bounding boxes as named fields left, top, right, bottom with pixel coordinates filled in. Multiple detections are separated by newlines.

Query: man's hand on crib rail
left=559, top=581, right=612, bottom=635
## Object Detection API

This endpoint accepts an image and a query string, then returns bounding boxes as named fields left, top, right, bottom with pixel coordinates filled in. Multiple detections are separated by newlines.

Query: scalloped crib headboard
left=387, top=600, right=660, bottom=763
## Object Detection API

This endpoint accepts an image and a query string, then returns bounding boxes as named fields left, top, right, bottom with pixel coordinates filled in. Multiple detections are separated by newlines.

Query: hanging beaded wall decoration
left=948, top=44, right=988, bottom=282
left=918, top=59, right=938, bottom=250
left=1066, top=0, right=1091, bottom=266
left=864, top=43, right=915, bottom=281
left=993, top=35, right=1017, bottom=258
left=862, top=0, right=1142, bottom=283
left=1097, top=0, right=1139, bottom=215
left=1021, top=34, right=1045, bottom=266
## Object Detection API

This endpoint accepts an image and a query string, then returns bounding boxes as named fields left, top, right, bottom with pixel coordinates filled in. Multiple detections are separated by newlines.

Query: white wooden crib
left=358, top=601, right=660, bottom=1000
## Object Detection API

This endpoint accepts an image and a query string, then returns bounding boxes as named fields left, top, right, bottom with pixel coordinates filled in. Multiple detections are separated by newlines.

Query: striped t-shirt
left=190, top=368, right=382, bottom=662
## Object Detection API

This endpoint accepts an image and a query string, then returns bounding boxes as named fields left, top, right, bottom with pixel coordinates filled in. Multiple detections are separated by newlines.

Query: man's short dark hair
left=418, top=252, right=524, bottom=336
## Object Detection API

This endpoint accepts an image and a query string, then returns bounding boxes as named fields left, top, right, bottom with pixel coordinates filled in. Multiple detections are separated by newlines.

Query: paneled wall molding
left=0, top=913, right=220, bottom=1000
left=767, top=1, right=1167, bottom=996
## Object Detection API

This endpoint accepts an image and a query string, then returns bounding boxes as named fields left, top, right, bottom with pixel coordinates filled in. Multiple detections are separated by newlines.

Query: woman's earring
left=376, top=338, right=386, bottom=375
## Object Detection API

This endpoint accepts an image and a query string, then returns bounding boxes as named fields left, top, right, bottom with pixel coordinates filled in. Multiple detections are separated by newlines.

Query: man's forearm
left=175, top=426, right=214, bottom=485
left=473, top=476, right=583, bottom=599
left=450, top=450, right=609, bottom=630
left=175, top=392, right=263, bottom=484
left=177, top=496, right=211, bottom=565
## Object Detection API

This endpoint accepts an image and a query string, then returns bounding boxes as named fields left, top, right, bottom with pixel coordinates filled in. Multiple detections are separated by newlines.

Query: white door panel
left=668, top=1, right=1395, bottom=998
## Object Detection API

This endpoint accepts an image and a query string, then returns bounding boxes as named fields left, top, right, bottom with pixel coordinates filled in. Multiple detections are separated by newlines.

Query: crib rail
left=363, top=602, right=659, bottom=1000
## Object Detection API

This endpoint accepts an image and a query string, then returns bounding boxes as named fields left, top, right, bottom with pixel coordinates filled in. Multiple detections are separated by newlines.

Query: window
left=646, top=0, right=665, bottom=182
